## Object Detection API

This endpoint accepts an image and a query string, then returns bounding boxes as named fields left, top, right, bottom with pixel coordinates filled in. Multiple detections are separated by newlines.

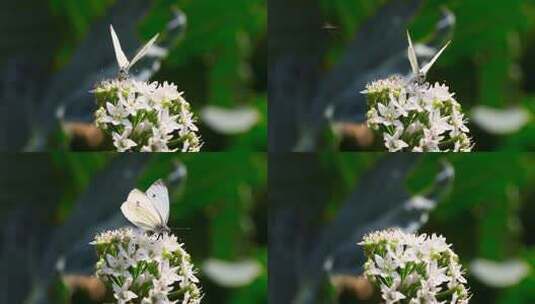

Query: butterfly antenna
left=170, top=226, right=191, bottom=232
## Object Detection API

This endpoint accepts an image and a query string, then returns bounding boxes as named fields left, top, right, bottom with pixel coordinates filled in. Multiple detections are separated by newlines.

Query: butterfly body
left=121, top=179, right=171, bottom=236
left=153, top=224, right=171, bottom=239
left=117, top=69, right=129, bottom=81
left=408, top=72, right=426, bottom=86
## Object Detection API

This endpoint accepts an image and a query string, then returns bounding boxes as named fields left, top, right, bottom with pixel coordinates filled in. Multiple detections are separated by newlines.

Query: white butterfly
left=407, top=30, right=450, bottom=83
left=110, top=24, right=159, bottom=76
left=121, top=179, right=170, bottom=236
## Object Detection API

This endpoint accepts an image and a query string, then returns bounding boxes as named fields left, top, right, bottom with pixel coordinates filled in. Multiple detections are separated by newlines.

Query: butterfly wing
left=420, top=40, right=451, bottom=76
left=121, top=189, right=163, bottom=230
left=110, top=25, right=130, bottom=70
left=127, top=33, right=160, bottom=71
left=145, top=179, right=170, bottom=223
left=406, top=31, right=419, bottom=75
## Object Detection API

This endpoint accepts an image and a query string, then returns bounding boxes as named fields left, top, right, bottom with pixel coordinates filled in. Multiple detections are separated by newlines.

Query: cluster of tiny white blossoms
left=93, top=79, right=202, bottom=152
left=362, top=76, right=472, bottom=152
left=359, top=229, right=470, bottom=304
left=91, top=228, right=202, bottom=304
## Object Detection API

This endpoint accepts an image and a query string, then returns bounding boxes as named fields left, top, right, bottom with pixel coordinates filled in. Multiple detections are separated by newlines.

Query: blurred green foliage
left=140, top=0, right=267, bottom=151
left=317, top=0, right=535, bottom=151
left=316, top=153, right=535, bottom=303
left=50, top=0, right=115, bottom=40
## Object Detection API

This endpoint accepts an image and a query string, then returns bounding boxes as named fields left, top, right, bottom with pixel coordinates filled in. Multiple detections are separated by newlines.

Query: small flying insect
left=109, top=25, right=159, bottom=79
left=406, top=30, right=451, bottom=84
left=121, top=179, right=171, bottom=238
left=322, top=22, right=339, bottom=31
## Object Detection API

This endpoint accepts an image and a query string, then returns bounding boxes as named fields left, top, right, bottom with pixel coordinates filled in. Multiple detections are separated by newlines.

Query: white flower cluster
left=93, top=79, right=202, bottom=152
left=359, top=229, right=470, bottom=304
left=91, top=228, right=202, bottom=304
left=362, top=76, right=472, bottom=152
